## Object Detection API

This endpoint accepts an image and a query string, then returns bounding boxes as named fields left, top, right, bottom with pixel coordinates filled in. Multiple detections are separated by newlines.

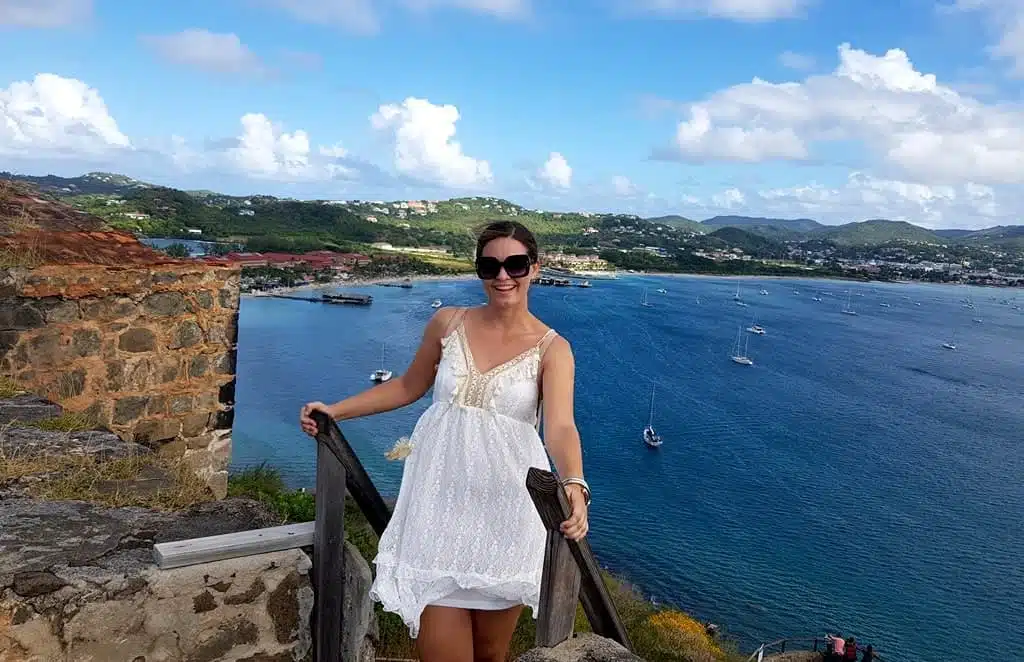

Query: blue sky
left=1, top=0, right=1023, bottom=228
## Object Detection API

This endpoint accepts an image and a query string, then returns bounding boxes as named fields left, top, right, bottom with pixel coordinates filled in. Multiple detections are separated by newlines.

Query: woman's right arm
left=300, top=307, right=458, bottom=435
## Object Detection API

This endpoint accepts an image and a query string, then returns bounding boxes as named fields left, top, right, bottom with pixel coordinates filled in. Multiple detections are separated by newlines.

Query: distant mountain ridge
left=0, top=171, right=152, bottom=196
left=0, top=170, right=1020, bottom=248
left=702, top=215, right=824, bottom=233
left=641, top=213, right=1021, bottom=247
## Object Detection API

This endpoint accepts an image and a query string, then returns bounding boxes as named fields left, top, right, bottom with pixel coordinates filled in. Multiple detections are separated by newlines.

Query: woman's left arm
left=540, top=336, right=589, bottom=540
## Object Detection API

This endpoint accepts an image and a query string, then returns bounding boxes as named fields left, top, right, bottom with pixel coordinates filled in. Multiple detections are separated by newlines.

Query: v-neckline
left=457, top=319, right=547, bottom=377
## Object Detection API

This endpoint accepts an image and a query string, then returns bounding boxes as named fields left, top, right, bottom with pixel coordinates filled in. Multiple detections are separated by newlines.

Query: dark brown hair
left=475, top=220, right=539, bottom=262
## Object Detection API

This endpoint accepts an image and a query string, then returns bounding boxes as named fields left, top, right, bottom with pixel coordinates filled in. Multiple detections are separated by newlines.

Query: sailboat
left=370, top=342, right=393, bottom=382
left=842, top=290, right=858, bottom=316
left=730, top=327, right=754, bottom=365
left=734, top=284, right=748, bottom=307
left=641, top=288, right=652, bottom=307
left=642, top=385, right=662, bottom=448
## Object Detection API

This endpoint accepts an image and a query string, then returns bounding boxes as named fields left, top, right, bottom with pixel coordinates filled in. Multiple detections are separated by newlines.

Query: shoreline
left=242, top=272, right=475, bottom=297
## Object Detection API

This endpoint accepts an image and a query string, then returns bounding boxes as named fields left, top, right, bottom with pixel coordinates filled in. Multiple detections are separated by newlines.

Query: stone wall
left=1, top=497, right=320, bottom=662
left=0, top=262, right=240, bottom=497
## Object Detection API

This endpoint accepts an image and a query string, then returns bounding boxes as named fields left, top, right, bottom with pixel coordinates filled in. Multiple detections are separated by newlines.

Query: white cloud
left=666, top=43, right=1024, bottom=186
left=631, top=0, right=812, bottom=21
left=228, top=113, right=313, bottom=178
left=676, top=106, right=808, bottom=161
left=711, top=187, right=746, bottom=208
left=263, top=0, right=529, bottom=33
left=531, top=152, right=572, bottom=190
left=778, top=50, right=816, bottom=70
left=0, top=73, right=130, bottom=156
left=319, top=142, right=348, bottom=158
left=950, top=0, right=1024, bottom=77
left=263, top=0, right=378, bottom=33
left=143, top=30, right=265, bottom=75
left=404, top=0, right=529, bottom=20
left=685, top=172, right=1011, bottom=229
left=371, top=97, right=493, bottom=188
left=0, top=0, right=91, bottom=27
left=612, top=175, right=638, bottom=196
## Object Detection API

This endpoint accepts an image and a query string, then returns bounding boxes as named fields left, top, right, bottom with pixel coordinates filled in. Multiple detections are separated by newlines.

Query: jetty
left=262, top=292, right=373, bottom=305
left=377, top=279, right=414, bottom=289
left=532, top=276, right=592, bottom=288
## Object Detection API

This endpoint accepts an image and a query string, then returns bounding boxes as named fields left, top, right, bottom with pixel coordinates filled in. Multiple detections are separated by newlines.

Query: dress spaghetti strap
left=441, top=307, right=467, bottom=340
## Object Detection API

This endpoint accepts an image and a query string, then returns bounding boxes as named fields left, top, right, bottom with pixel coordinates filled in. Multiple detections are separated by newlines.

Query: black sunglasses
left=475, top=254, right=532, bottom=280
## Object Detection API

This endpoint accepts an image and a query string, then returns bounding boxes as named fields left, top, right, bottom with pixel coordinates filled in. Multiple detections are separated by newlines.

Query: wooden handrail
left=747, top=636, right=887, bottom=661
left=309, top=415, right=634, bottom=657
left=312, top=411, right=392, bottom=536
left=313, top=429, right=347, bottom=662
left=526, top=467, right=632, bottom=651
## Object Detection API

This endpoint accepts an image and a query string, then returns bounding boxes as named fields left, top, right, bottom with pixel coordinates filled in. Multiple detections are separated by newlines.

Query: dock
left=377, top=279, right=413, bottom=289
left=322, top=293, right=373, bottom=305
left=260, top=293, right=373, bottom=305
left=531, top=277, right=591, bottom=288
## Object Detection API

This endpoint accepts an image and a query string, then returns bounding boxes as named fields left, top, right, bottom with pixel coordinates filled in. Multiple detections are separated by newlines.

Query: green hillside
left=814, top=219, right=941, bottom=245
left=645, top=215, right=706, bottom=234
left=702, top=215, right=824, bottom=233
left=0, top=171, right=151, bottom=196
left=702, top=227, right=788, bottom=258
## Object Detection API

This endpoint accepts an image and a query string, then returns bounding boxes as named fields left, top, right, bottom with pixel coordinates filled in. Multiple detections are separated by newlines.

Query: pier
left=532, top=276, right=592, bottom=288
left=260, top=292, right=373, bottom=305
left=377, top=279, right=414, bottom=289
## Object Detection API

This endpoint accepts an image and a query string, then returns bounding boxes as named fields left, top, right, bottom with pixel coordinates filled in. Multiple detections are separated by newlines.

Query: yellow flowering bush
left=636, top=609, right=732, bottom=662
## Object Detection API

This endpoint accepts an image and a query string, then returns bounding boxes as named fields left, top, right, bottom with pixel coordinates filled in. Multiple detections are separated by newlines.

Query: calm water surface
left=231, top=276, right=1024, bottom=661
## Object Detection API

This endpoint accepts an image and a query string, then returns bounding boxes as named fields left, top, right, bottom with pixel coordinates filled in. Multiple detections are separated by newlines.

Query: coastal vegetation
left=227, top=464, right=747, bottom=662
left=3, top=170, right=1022, bottom=283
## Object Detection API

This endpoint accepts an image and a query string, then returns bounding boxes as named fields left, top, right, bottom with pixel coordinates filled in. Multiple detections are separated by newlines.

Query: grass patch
left=229, top=464, right=746, bottom=662
left=227, top=463, right=316, bottom=523
left=0, top=377, right=25, bottom=399
left=0, top=433, right=214, bottom=511
left=19, top=412, right=96, bottom=433
left=413, top=253, right=475, bottom=272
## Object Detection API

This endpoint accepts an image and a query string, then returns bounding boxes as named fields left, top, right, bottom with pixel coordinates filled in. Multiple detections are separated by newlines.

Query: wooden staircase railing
left=154, top=412, right=632, bottom=659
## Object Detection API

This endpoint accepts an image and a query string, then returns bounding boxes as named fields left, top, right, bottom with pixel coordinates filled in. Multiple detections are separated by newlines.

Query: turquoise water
left=231, top=276, right=1024, bottom=661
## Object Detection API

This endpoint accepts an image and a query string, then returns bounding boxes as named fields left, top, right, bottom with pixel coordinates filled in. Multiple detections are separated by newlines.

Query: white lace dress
left=369, top=317, right=555, bottom=637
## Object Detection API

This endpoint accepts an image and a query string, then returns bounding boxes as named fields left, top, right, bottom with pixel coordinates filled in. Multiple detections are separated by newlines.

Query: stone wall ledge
left=0, top=497, right=345, bottom=662
left=517, top=633, right=646, bottom=662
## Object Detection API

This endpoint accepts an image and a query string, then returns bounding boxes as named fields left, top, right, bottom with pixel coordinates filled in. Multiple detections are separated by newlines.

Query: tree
left=163, top=242, right=191, bottom=258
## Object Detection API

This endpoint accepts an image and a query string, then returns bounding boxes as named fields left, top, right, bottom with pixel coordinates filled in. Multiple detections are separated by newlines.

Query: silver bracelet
left=560, top=477, right=591, bottom=506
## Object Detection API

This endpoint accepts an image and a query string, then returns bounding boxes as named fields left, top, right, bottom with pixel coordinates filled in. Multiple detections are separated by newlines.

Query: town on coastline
left=3, top=171, right=1022, bottom=292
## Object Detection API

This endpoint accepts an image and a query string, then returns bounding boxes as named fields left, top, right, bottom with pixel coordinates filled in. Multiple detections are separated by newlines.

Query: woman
left=299, top=220, right=589, bottom=662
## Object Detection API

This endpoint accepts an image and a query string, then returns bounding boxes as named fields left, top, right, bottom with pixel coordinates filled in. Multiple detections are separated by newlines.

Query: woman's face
left=479, top=237, right=538, bottom=308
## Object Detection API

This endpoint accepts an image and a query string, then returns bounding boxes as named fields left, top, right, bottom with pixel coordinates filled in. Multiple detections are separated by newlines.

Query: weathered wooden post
left=312, top=411, right=392, bottom=536
left=525, top=467, right=632, bottom=651
left=312, top=413, right=347, bottom=662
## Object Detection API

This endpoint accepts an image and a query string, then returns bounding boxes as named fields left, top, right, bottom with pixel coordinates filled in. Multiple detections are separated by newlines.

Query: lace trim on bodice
left=439, top=319, right=555, bottom=420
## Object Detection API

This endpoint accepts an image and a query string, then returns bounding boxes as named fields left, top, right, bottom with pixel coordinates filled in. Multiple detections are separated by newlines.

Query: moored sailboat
left=643, top=384, right=663, bottom=448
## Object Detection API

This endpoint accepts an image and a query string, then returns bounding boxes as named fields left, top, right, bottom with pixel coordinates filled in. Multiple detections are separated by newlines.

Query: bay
left=231, top=276, right=1024, bottom=661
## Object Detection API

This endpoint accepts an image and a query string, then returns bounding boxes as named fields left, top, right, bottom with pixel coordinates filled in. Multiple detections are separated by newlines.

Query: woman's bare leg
left=470, top=605, right=524, bottom=662
left=417, top=605, right=475, bottom=662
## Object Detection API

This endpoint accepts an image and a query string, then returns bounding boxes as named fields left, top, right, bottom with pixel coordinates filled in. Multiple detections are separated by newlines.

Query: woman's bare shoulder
left=425, top=306, right=467, bottom=339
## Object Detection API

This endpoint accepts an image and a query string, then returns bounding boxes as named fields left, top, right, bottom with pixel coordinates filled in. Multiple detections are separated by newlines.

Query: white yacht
left=431, top=299, right=442, bottom=308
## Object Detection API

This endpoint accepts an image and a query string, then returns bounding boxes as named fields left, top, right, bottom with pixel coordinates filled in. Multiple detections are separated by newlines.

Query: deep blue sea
left=231, top=276, right=1023, bottom=662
